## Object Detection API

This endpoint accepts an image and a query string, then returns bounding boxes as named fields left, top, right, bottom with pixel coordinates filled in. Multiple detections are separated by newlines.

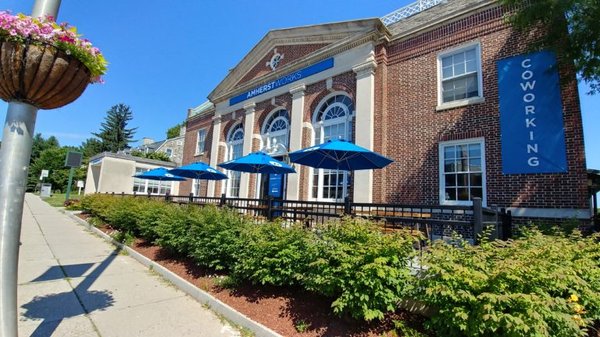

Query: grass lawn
left=40, top=192, right=81, bottom=207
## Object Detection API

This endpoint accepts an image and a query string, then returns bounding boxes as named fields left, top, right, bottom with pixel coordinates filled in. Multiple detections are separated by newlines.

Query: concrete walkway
left=17, top=193, right=241, bottom=337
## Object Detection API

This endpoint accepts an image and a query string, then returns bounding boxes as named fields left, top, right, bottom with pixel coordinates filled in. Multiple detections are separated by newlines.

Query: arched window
left=226, top=123, right=244, bottom=197
left=262, top=109, right=290, bottom=156
left=311, top=94, right=354, bottom=201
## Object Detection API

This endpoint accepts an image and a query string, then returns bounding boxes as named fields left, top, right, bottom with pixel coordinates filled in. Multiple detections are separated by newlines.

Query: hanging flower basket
left=0, top=11, right=107, bottom=110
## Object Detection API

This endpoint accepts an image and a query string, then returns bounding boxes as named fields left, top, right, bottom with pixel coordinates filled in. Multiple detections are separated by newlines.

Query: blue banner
left=497, top=51, right=567, bottom=174
left=229, top=58, right=334, bottom=106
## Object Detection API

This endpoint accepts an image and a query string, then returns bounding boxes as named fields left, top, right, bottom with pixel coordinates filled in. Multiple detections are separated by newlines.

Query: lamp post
left=0, top=1, right=62, bottom=336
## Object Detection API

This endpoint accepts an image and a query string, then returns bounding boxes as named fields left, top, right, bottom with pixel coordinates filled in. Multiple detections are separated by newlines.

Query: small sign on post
left=77, top=180, right=84, bottom=195
left=40, top=169, right=49, bottom=180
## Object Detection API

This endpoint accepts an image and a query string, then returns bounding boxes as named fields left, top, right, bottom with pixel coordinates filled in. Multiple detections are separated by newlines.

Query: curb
left=64, top=211, right=283, bottom=337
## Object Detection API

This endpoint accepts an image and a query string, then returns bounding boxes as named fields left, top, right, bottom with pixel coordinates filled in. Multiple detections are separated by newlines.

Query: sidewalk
left=18, top=193, right=241, bottom=337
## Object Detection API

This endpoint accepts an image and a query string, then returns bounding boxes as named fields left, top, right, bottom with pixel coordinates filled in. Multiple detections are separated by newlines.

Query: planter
left=0, top=39, right=91, bottom=110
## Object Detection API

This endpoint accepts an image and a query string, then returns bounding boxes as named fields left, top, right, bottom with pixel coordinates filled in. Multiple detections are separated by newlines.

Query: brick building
left=181, top=0, right=590, bottom=220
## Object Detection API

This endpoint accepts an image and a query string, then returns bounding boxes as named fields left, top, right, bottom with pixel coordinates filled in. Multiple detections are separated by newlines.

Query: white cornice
left=209, top=19, right=389, bottom=103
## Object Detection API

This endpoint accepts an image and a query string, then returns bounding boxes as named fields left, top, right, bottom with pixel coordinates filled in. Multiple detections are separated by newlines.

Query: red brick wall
left=238, top=44, right=328, bottom=86
left=180, top=114, right=213, bottom=195
left=380, top=6, right=587, bottom=209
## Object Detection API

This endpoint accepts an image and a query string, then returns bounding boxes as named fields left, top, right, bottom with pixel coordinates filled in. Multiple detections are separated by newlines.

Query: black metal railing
left=108, top=191, right=512, bottom=243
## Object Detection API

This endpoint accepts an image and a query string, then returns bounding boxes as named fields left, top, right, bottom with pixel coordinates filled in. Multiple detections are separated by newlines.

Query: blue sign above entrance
left=497, top=51, right=567, bottom=174
left=229, top=58, right=334, bottom=106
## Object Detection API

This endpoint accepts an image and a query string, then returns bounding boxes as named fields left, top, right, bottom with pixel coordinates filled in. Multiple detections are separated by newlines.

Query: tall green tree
left=28, top=147, right=85, bottom=192
left=502, top=0, right=600, bottom=94
left=31, top=133, right=60, bottom=163
left=93, top=103, right=138, bottom=152
left=79, top=137, right=104, bottom=159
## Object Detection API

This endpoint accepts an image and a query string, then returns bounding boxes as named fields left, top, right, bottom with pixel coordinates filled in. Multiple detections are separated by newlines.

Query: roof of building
left=89, top=152, right=178, bottom=168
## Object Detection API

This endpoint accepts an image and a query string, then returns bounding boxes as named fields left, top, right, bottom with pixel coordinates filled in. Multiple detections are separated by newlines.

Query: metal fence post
left=343, top=196, right=352, bottom=215
left=473, top=197, right=483, bottom=243
left=189, top=192, right=194, bottom=203
left=121, top=192, right=124, bottom=198
left=220, top=193, right=226, bottom=207
left=267, top=196, right=273, bottom=221
left=165, top=191, right=170, bottom=202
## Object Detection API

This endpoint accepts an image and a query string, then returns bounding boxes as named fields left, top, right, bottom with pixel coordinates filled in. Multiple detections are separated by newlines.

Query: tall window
left=193, top=179, right=202, bottom=196
left=438, top=43, right=482, bottom=105
left=196, top=129, right=207, bottom=155
left=312, top=94, right=354, bottom=201
left=262, top=109, right=289, bottom=155
left=226, top=123, right=244, bottom=197
left=165, top=148, right=172, bottom=158
left=439, top=138, right=486, bottom=205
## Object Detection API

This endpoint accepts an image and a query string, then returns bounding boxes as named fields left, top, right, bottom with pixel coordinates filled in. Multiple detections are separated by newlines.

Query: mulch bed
left=76, top=213, right=429, bottom=336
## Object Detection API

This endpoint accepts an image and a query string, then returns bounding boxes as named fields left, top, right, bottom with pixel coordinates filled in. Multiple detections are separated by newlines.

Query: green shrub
left=232, top=222, right=315, bottom=286
left=104, top=196, right=142, bottom=235
left=304, top=217, right=415, bottom=321
left=411, top=229, right=600, bottom=337
left=187, top=206, right=251, bottom=271
left=152, top=204, right=195, bottom=255
left=135, top=199, right=172, bottom=242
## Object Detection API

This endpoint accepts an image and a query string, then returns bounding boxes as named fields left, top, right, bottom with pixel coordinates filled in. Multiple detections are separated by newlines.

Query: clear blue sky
left=1, top=0, right=598, bottom=169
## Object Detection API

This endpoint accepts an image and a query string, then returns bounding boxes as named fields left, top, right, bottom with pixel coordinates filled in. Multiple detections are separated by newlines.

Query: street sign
left=65, top=151, right=82, bottom=168
left=76, top=180, right=84, bottom=188
left=40, top=169, right=49, bottom=178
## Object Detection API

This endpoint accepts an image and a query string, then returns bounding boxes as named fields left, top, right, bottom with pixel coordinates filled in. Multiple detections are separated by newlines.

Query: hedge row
left=80, top=194, right=600, bottom=336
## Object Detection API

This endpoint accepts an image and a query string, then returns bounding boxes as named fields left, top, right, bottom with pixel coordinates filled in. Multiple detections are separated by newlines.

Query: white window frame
left=225, top=123, right=244, bottom=198
left=133, top=167, right=173, bottom=195
left=436, top=41, right=484, bottom=110
left=195, top=128, right=207, bottom=156
left=165, top=148, right=173, bottom=158
left=438, top=137, right=486, bottom=206
left=192, top=178, right=202, bottom=197
left=309, top=92, right=354, bottom=202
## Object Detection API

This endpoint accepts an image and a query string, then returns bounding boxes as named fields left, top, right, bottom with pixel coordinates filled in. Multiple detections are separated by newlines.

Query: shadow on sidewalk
left=21, top=248, right=122, bottom=336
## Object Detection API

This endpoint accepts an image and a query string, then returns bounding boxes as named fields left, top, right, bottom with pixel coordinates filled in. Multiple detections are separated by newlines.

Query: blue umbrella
left=168, top=162, right=228, bottom=180
left=133, top=167, right=187, bottom=181
left=218, top=152, right=296, bottom=174
left=288, top=139, right=393, bottom=171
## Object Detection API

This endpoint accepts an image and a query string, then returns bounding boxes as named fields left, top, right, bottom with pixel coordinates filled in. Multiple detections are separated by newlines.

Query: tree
left=502, top=0, right=600, bottom=94
left=79, top=137, right=104, bottom=159
left=130, top=150, right=172, bottom=162
left=93, top=103, right=137, bottom=152
left=28, top=147, right=86, bottom=192
left=166, top=123, right=183, bottom=139
left=31, top=133, right=60, bottom=163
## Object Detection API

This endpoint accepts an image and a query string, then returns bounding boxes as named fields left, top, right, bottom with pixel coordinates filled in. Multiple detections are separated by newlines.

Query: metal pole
left=0, top=103, right=39, bottom=337
left=65, top=167, right=74, bottom=201
left=31, top=0, right=61, bottom=18
left=0, top=3, right=62, bottom=337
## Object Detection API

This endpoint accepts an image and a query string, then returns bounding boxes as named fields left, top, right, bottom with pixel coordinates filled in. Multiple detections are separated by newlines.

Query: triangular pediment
left=209, top=19, right=387, bottom=103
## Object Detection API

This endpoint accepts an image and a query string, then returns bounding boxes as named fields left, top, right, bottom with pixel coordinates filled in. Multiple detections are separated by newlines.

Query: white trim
left=309, top=92, right=354, bottom=202
left=438, top=137, right=486, bottom=206
left=436, top=40, right=483, bottom=108
left=507, top=208, right=591, bottom=219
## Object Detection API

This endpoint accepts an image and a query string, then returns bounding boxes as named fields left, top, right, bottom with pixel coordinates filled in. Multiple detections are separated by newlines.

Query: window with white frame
left=165, top=148, right=173, bottom=158
left=133, top=168, right=147, bottom=193
left=262, top=109, right=289, bottom=155
left=193, top=178, right=202, bottom=196
left=196, top=129, right=207, bottom=155
left=226, top=123, right=244, bottom=197
left=439, top=139, right=485, bottom=205
left=438, top=43, right=482, bottom=105
left=133, top=167, right=172, bottom=195
left=311, top=94, right=354, bottom=201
